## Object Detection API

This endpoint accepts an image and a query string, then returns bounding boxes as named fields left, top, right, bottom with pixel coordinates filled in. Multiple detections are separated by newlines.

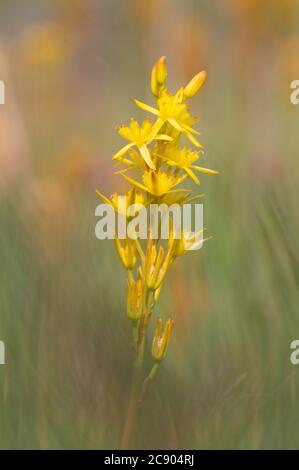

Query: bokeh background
left=1, top=0, right=299, bottom=449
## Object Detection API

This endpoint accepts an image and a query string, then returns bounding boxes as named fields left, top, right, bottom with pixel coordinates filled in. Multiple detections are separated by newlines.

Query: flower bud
left=152, top=317, right=174, bottom=361
left=151, top=56, right=167, bottom=97
left=184, top=71, right=206, bottom=98
left=127, top=269, right=144, bottom=321
left=115, top=237, right=137, bottom=270
left=169, top=229, right=205, bottom=257
left=145, top=244, right=171, bottom=291
left=155, top=56, right=167, bottom=85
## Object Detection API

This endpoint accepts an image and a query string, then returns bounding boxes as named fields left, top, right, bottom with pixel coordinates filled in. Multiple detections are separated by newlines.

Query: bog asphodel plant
left=96, top=57, right=219, bottom=448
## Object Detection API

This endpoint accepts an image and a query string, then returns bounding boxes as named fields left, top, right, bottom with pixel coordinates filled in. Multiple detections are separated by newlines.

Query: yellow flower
left=96, top=55, right=219, bottom=378
left=21, top=24, right=71, bottom=67
left=152, top=317, right=174, bottom=361
left=127, top=268, right=143, bottom=321
left=162, top=146, right=219, bottom=185
left=122, top=170, right=187, bottom=197
left=115, top=237, right=138, bottom=270
left=114, top=118, right=171, bottom=169
left=134, top=89, right=203, bottom=148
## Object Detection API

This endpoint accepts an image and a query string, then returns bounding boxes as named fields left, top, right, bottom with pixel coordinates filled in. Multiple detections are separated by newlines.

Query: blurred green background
left=1, top=0, right=299, bottom=449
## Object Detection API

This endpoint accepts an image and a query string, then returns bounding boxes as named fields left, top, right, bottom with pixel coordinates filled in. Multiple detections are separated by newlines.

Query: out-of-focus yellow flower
left=21, top=23, right=71, bottom=67
left=127, top=268, right=144, bottom=321
left=122, top=170, right=187, bottom=197
left=115, top=237, right=138, bottom=270
left=152, top=317, right=174, bottom=361
left=114, top=118, right=172, bottom=169
left=184, top=71, right=206, bottom=98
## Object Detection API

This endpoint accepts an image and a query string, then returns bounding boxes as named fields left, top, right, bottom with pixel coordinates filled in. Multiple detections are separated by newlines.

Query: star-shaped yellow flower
left=134, top=89, right=203, bottom=148
left=114, top=118, right=171, bottom=170
left=161, top=146, right=219, bottom=185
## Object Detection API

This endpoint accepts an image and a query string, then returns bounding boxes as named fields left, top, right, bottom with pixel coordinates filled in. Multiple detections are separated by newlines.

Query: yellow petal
left=181, top=122, right=200, bottom=136
left=95, top=189, right=112, bottom=205
left=114, top=142, right=134, bottom=158
left=191, top=165, right=220, bottom=174
left=134, top=99, right=159, bottom=115
left=167, top=118, right=184, bottom=132
left=186, top=194, right=205, bottom=203
left=112, top=155, right=133, bottom=165
left=184, top=167, right=200, bottom=185
left=155, top=134, right=173, bottom=141
left=122, top=174, right=148, bottom=193
left=150, top=117, right=164, bottom=139
left=114, top=167, right=132, bottom=175
left=139, top=144, right=156, bottom=170
left=184, top=131, right=204, bottom=148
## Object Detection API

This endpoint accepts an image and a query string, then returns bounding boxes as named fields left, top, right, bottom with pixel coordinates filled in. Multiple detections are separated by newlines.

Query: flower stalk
left=96, top=56, right=219, bottom=448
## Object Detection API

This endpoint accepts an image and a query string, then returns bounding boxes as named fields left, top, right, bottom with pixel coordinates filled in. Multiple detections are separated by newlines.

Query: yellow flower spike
left=115, top=237, right=138, bottom=270
left=152, top=317, right=174, bottom=361
left=127, top=268, right=144, bottom=321
left=151, top=56, right=167, bottom=97
left=184, top=71, right=206, bottom=98
left=97, top=57, right=219, bottom=431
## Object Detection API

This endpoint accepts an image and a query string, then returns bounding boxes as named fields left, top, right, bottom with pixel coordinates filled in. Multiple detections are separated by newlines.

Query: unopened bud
left=152, top=317, right=174, bottom=361
left=184, top=71, right=206, bottom=98
left=127, top=269, right=143, bottom=321
left=151, top=56, right=167, bottom=97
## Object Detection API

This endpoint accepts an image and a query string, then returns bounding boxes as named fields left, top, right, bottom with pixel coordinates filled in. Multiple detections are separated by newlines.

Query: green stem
left=132, top=321, right=139, bottom=353
left=120, top=334, right=145, bottom=449
left=120, top=245, right=151, bottom=449
left=138, top=362, right=160, bottom=406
